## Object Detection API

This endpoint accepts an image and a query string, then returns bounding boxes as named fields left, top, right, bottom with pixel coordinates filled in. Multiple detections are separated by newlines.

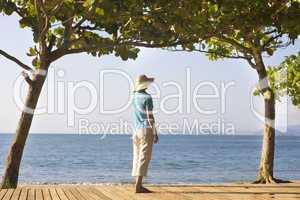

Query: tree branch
left=0, top=49, right=33, bottom=71
left=170, top=48, right=247, bottom=59
left=73, top=7, right=96, bottom=30
left=47, top=35, right=56, bottom=51
left=269, top=41, right=292, bottom=49
left=77, top=25, right=105, bottom=31
left=73, top=17, right=87, bottom=29
left=262, top=33, right=283, bottom=50
left=218, top=36, right=251, bottom=54
left=21, top=71, right=34, bottom=85
left=48, top=0, right=64, bottom=16
left=35, top=0, right=50, bottom=56
left=245, top=56, right=257, bottom=69
left=123, top=39, right=187, bottom=48
left=263, top=29, right=277, bottom=35
left=50, top=38, right=184, bottom=62
left=50, top=43, right=113, bottom=62
left=63, top=16, right=74, bottom=47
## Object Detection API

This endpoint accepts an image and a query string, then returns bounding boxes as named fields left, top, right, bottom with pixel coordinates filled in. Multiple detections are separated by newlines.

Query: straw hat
left=134, top=74, right=154, bottom=92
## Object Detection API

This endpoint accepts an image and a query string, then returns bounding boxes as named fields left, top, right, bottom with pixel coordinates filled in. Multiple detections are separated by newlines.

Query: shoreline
left=18, top=179, right=300, bottom=186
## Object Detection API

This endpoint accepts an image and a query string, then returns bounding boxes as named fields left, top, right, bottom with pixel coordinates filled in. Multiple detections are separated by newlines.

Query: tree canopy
left=142, top=0, right=300, bottom=64
left=0, top=0, right=180, bottom=71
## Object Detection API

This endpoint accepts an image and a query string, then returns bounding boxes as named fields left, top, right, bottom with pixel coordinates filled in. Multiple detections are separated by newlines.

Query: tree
left=189, top=0, right=299, bottom=183
left=268, top=52, right=300, bottom=108
left=0, top=0, right=178, bottom=188
left=134, top=0, right=300, bottom=183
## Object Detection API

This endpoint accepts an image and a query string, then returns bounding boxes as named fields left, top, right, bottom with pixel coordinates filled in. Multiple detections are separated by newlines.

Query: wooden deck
left=1, top=181, right=300, bottom=200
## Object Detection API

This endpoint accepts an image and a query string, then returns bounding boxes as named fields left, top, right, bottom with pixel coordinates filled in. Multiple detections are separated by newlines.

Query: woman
left=132, top=74, right=159, bottom=193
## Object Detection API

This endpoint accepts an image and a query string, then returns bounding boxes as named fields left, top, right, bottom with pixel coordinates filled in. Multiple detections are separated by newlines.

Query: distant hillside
left=248, top=125, right=300, bottom=136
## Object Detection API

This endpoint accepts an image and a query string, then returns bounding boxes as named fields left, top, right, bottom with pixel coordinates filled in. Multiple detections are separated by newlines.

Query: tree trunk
left=1, top=70, right=47, bottom=189
left=252, top=50, right=277, bottom=184
left=255, top=89, right=276, bottom=183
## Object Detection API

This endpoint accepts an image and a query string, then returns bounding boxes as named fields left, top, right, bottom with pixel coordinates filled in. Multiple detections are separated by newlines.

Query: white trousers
left=132, top=128, right=154, bottom=177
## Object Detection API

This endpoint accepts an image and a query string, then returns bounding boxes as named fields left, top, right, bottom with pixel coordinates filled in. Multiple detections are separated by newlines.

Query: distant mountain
left=247, top=125, right=300, bottom=136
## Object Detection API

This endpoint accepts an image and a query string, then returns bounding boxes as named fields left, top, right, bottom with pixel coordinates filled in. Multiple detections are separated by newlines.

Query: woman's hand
left=154, top=133, right=159, bottom=144
left=152, top=127, right=159, bottom=144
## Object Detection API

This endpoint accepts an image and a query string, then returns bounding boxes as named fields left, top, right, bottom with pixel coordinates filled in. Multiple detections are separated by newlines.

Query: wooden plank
left=157, top=186, right=199, bottom=200
left=27, top=189, right=35, bottom=200
left=226, top=185, right=300, bottom=200
left=93, top=186, right=127, bottom=200
left=186, top=186, right=240, bottom=200
left=0, top=189, right=8, bottom=200
left=10, top=188, right=21, bottom=200
left=100, top=185, right=189, bottom=200
left=19, top=188, right=28, bottom=200
left=62, top=187, right=77, bottom=200
left=145, top=186, right=191, bottom=200
left=222, top=186, right=270, bottom=200
left=56, top=188, right=69, bottom=200
left=69, top=187, right=87, bottom=200
left=115, top=185, right=174, bottom=200
left=76, top=187, right=99, bottom=200
left=87, top=186, right=112, bottom=200
left=78, top=186, right=106, bottom=200
left=36, top=189, right=43, bottom=200
left=2, top=189, right=14, bottom=200
left=254, top=187, right=300, bottom=195
left=49, top=188, right=60, bottom=200
left=42, top=189, right=52, bottom=200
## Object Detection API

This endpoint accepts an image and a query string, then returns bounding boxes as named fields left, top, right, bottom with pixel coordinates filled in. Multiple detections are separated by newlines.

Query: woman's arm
left=146, top=107, right=159, bottom=143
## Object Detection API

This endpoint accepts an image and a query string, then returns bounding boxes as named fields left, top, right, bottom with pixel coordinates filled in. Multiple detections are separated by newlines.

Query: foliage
left=0, top=0, right=179, bottom=69
left=2, top=0, right=299, bottom=69
left=268, top=52, right=300, bottom=107
left=135, top=0, right=300, bottom=65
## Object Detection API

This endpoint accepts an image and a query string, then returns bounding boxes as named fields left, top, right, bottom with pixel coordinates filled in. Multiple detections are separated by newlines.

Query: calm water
left=0, top=134, right=299, bottom=184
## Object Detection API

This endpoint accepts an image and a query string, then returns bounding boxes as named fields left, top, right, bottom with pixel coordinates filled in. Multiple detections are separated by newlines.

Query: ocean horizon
left=0, top=134, right=299, bottom=184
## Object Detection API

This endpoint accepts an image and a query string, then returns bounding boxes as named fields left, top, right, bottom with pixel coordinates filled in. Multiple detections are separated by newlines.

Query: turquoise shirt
left=133, top=90, right=153, bottom=129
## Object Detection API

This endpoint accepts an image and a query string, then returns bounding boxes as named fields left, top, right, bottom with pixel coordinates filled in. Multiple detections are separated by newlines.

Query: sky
left=0, top=14, right=299, bottom=134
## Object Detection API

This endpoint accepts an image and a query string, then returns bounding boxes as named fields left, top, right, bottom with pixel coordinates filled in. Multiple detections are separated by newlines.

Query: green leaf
left=32, top=57, right=40, bottom=68
left=19, top=17, right=31, bottom=28
left=54, top=27, right=64, bottom=36
left=266, top=48, right=274, bottom=56
left=83, top=0, right=94, bottom=8
left=3, top=1, right=16, bottom=15
left=26, top=47, right=37, bottom=56
left=95, top=8, right=104, bottom=15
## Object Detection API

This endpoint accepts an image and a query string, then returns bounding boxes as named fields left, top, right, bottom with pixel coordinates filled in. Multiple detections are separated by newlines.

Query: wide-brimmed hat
left=134, top=74, right=154, bottom=92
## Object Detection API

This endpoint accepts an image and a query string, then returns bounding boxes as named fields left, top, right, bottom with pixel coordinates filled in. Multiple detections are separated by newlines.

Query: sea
left=0, top=134, right=299, bottom=184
